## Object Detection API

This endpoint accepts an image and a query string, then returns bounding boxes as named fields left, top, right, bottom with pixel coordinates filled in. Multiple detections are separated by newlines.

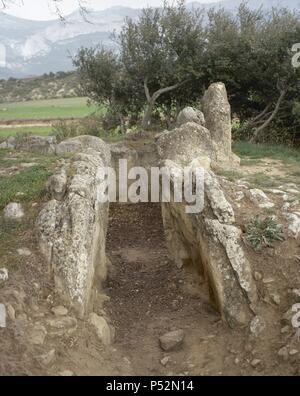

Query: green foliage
left=52, top=120, right=80, bottom=141
left=52, top=114, right=123, bottom=142
left=245, top=216, right=285, bottom=251
left=74, top=1, right=300, bottom=139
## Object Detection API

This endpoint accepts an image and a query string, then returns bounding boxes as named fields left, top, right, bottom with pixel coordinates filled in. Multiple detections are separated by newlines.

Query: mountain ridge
left=0, top=1, right=298, bottom=79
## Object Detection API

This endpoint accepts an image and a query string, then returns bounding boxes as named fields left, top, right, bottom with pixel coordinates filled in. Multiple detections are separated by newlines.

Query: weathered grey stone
left=55, top=136, right=110, bottom=163
left=156, top=122, right=213, bottom=169
left=28, top=324, right=47, bottom=345
left=177, top=107, right=205, bottom=127
left=159, top=330, right=185, bottom=351
left=0, top=136, right=16, bottom=149
left=46, top=171, right=67, bottom=201
left=284, top=213, right=300, bottom=239
left=0, top=304, right=6, bottom=328
left=15, top=135, right=56, bottom=154
left=278, top=346, right=289, bottom=361
left=59, top=370, right=75, bottom=377
left=89, top=313, right=113, bottom=345
left=6, top=304, right=16, bottom=321
left=51, top=306, right=68, bottom=316
left=250, top=316, right=266, bottom=336
left=161, top=166, right=257, bottom=327
left=17, top=248, right=32, bottom=257
left=202, top=82, right=237, bottom=168
left=46, top=316, right=77, bottom=336
left=3, top=202, right=24, bottom=219
left=36, top=349, right=56, bottom=366
left=249, top=189, right=274, bottom=209
left=160, top=356, right=171, bottom=366
left=36, top=137, right=111, bottom=318
left=0, top=268, right=8, bottom=284
left=251, top=359, right=262, bottom=368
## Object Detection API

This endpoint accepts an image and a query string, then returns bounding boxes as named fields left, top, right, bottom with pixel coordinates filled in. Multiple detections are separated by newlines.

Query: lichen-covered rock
left=161, top=164, right=257, bottom=327
left=36, top=137, right=111, bottom=318
left=46, top=171, right=67, bottom=201
left=203, top=82, right=239, bottom=169
left=3, top=202, right=24, bottom=219
left=14, top=135, right=56, bottom=154
left=284, top=212, right=300, bottom=239
left=55, top=135, right=110, bottom=161
left=89, top=313, right=113, bottom=345
left=177, top=107, right=205, bottom=127
left=249, top=189, right=274, bottom=209
left=0, top=268, right=8, bottom=284
left=0, top=136, right=16, bottom=149
left=159, top=329, right=185, bottom=351
left=156, top=122, right=213, bottom=169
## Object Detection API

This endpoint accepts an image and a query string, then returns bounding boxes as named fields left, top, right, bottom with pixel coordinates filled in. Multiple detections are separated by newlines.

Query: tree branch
left=152, top=80, right=188, bottom=102
left=250, top=85, right=288, bottom=143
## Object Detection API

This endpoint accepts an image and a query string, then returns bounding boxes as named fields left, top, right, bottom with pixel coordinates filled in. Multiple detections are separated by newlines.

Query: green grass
left=0, top=126, right=53, bottom=138
left=233, top=141, right=300, bottom=164
left=0, top=97, right=102, bottom=121
left=0, top=150, right=60, bottom=209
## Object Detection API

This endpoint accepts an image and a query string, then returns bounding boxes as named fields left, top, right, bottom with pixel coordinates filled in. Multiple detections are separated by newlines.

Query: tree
left=203, top=3, right=300, bottom=143
left=74, top=46, right=144, bottom=132
left=119, top=1, right=206, bottom=128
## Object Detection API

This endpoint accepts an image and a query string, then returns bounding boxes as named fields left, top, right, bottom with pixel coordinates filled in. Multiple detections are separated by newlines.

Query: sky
left=1, top=0, right=220, bottom=21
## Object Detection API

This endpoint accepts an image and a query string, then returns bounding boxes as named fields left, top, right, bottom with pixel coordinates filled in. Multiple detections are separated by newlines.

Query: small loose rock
left=17, top=248, right=32, bottom=257
left=3, top=202, right=24, bottom=220
left=36, top=349, right=56, bottom=367
left=278, top=346, right=289, bottom=361
left=250, top=316, right=266, bottom=336
left=89, top=313, right=113, bottom=346
left=159, top=330, right=185, bottom=352
left=0, top=304, right=7, bottom=328
left=0, top=268, right=8, bottom=284
left=160, top=356, right=171, bottom=366
left=59, top=370, right=74, bottom=377
left=51, top=306, right=68, bottom=317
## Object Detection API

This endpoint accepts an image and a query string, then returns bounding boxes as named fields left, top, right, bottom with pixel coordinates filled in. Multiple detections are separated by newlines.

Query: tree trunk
left=141, top=100, right=155, bottom=130
left=250, top=87, right=287, bottom=144
left=141, top=78, right=187, bottom=130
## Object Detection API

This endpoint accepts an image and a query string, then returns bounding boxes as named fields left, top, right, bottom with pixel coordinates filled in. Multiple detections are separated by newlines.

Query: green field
left=0, top=97, right=100, bottom=121
left=0, top=126, right=52, bottom=138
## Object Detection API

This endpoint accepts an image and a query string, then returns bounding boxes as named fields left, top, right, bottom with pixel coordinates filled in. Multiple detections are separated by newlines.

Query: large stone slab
left=36, top=137, right=111, bottom=318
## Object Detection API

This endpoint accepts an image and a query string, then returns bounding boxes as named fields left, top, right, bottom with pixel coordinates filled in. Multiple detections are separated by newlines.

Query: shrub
left=52, top=115, right=105, bottom=142
left=52, top=120, right=80, bottom=142
left=245, top=216, right=285, bottom=251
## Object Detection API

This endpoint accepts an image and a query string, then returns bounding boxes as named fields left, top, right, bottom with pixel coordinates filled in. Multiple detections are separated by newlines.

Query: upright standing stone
left=203, top=82, right=235, bottom=167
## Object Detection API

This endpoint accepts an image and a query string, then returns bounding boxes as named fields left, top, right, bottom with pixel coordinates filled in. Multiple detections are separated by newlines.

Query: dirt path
left=104, top=203, right=243, bottom=376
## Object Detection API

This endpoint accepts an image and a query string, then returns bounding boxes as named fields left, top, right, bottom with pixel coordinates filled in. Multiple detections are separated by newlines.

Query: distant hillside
left=0, top=1, right=299, bottom=79
left=0, top=72, right=79, bottom=103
